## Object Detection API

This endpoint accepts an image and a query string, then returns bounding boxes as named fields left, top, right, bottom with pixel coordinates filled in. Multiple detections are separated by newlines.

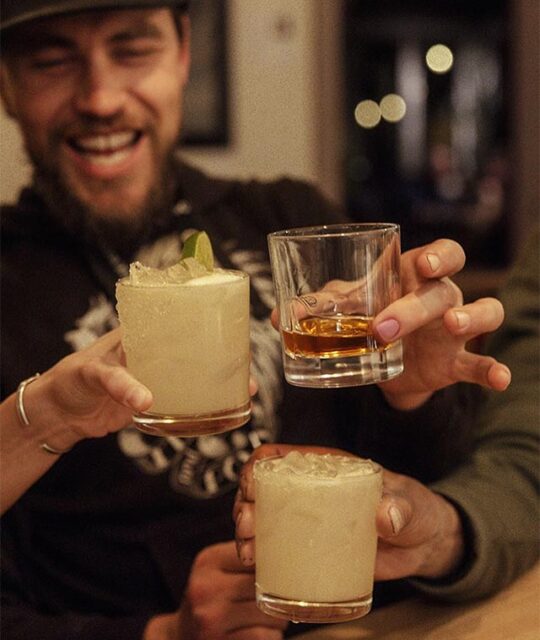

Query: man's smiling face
left=1, top=8, right=190, bottom=237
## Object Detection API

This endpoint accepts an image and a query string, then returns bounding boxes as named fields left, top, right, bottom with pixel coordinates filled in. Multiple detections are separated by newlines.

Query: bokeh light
left=380, top=94, right=407, bottom=122
left=425, top=44, right=454, bottom=74
left=354, top=100, right=381, bottom=129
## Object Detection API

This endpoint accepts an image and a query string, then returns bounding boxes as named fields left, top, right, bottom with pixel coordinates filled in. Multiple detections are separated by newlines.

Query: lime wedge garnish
left=181, top=231, right=214, bottom=271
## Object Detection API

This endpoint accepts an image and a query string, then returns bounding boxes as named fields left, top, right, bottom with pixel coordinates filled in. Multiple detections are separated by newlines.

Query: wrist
left=417, top=495, right=465, bottom=579
left=21, top=373, right=83, bottom=452
left=380, top=387, right=433, bottom=411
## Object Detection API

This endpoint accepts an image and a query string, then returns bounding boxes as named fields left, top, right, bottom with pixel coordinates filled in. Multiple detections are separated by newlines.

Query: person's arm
left=412, top=229, right=540, bottom=601
left=0, top=329, right=152, bottom=514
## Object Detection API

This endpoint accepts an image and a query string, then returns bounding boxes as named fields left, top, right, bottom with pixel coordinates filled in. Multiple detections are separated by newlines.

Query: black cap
left=1, top=0, right=189, bottom=31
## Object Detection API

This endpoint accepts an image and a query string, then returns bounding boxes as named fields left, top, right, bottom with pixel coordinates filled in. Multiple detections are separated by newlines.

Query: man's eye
left=31, top=55, right=74, bottom=70
left=115, top=46, right=160, bottom=61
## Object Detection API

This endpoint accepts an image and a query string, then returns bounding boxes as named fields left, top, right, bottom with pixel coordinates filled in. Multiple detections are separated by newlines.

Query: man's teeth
left=75, top=131, right=137, bottom=153
left=83, top=148, right=132, bottom=166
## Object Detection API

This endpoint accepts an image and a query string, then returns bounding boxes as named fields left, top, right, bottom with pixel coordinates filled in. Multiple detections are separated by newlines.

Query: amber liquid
left=282, top=316, right=390, bottom=359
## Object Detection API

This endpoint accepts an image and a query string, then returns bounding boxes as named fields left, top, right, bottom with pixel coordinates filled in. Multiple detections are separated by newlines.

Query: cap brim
left=1, top=0, right=189, bottom=31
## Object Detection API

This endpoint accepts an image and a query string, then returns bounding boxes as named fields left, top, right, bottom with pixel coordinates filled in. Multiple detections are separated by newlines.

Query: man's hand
left=143, top=541, right=287, bottom=640
left=372, top=238, right=510, bottom=409
left=234, top=445, right=464, bottom=583
left=375, top=468, right=464, bottom=580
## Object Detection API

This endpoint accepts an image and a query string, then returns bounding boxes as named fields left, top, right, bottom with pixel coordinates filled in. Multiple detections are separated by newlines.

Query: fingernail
left=496, top=366, right=512, bottom=389
left=376, top=319, right=400, bottom=342
left=389, top=505, right=405, bottom=535
left=454, top=310, right=470, bottom=331
left=426, top=253, right=441, bottom=272
left=239, top=541, right=253, bottom=566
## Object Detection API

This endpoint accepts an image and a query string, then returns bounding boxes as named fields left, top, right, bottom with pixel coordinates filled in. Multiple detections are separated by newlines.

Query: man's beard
left=31, top=146, right=179, bottom=259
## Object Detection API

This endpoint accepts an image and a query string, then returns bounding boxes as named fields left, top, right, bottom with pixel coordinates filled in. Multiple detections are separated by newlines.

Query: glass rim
left=116, top=267, right=248, bottom=288
left=268, top=222, right=399, bottom=240
left=253, top=453, right=382, bottom=480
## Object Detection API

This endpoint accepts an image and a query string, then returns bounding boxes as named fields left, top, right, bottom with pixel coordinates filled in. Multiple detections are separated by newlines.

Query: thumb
left=376, top=493, right=413, bottom=540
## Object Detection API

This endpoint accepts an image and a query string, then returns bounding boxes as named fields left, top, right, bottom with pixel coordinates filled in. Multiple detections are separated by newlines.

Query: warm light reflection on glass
left=426, top=44, right=454, bottom=74
left=354, top=100, right=381, bottom=128
left=380, top=94, right=407, bottom=122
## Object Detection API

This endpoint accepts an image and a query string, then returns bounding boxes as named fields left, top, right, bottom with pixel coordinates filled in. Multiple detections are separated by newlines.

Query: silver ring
left=40, top=442, right=72, bottom=456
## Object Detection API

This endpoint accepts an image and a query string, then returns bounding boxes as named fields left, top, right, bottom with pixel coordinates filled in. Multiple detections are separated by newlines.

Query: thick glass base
left=256, top=589, right=373, bottom=624
left=133, top=401, right=251, bottom=437
left=283, top=340, right=403, bottom=388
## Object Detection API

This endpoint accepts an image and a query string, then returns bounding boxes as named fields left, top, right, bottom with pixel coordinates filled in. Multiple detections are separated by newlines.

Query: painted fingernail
left=426, top=253, right=441, bottom=272
left=376, top=319, right=400, bottom=342
left=454, top=310, right=470, bottom=331
left=389, top=505, right=405, bottom=535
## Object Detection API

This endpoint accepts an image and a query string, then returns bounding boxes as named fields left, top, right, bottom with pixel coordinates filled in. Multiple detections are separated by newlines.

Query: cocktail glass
left=254, top=452, right=382, bottom=623
left=116, top=260, right=251, bottom=437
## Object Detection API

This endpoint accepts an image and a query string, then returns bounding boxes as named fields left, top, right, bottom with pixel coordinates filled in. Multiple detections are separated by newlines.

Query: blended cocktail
left=254, top=452, right=382, bottom=623
left=116, top=257, right=250, bottom=437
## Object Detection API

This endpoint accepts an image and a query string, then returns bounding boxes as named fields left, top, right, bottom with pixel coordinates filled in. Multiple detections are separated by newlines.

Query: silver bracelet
left=16, top=373, right=72, bottom=456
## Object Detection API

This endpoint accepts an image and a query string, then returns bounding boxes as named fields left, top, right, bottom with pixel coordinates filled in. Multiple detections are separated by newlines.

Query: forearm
left=0, top=382, right=79, bottom=514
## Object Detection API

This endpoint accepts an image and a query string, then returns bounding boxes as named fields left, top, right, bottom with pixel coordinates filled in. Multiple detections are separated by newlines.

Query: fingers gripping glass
left=268, top=223, right=403, bottom=388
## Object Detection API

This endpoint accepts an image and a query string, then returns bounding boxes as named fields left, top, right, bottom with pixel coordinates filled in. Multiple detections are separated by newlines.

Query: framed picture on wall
left=181, top=0, right=229, bottom=145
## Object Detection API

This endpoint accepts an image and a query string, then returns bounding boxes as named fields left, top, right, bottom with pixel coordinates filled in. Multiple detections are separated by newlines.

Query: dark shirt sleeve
left=412, top=228, right=540, bottom=601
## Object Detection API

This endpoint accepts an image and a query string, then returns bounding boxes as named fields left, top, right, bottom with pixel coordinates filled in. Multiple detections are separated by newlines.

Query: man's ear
left=0, top=65, right=18, bottom=119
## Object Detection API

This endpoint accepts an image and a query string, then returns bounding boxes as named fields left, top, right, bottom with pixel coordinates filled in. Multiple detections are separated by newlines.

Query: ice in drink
left=116, top=258, right=250, bottom=437
left=254, top=451, right=382, bottom=623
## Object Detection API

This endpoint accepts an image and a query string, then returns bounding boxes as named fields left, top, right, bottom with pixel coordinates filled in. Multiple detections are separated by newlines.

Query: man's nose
left=72, top=60, right=127, bottom=118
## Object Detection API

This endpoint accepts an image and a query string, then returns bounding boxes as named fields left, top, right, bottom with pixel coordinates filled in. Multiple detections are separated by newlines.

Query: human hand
left=372, top=238, right=510, bottom=409
left=21, top=328, right=152, bottom=450
left=234, top=445, right=464, bottom=582
left=269, top=238, right=510, bottom=410
left=144, top=541, right=287, bottom=640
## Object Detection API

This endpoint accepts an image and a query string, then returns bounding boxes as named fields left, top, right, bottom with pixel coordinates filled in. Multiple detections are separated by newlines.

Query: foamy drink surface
left=125, top=258, right=241, bottom=286
left=255, top=451, right=378, bottom=480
